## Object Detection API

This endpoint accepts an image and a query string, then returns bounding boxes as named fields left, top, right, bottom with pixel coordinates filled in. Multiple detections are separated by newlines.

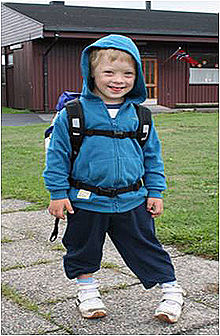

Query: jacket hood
left=80, top=34, right=147, bottom=104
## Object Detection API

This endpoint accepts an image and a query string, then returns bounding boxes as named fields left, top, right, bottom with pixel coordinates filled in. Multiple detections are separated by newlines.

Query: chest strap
left=84, top=129, right=137, bottom=139
left=69, top=177, right=145, bottom=198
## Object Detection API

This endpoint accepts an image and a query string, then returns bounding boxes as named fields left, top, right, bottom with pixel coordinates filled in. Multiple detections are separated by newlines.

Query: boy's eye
left=125, top=72, right=135, bottom=76
left=104, top=70, right=113, bottom=75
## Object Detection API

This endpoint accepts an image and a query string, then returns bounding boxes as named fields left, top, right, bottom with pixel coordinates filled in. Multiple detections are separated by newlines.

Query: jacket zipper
left=102, top=102, right=121, bottom=188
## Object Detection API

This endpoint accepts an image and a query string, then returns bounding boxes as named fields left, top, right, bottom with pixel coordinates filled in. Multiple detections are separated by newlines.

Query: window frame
left=189, top=68, right=219, bottom=85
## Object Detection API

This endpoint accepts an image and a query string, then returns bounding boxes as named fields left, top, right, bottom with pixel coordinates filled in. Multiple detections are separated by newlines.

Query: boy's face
left=92, top=53, right=136, bottom=104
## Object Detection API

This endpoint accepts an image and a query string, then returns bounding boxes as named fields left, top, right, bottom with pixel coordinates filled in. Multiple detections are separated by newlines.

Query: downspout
left=43, top=34, right=59, bottom=113
left=4, top=47, right=9, bottom=107
left=185, top=44, right=189, bottom=104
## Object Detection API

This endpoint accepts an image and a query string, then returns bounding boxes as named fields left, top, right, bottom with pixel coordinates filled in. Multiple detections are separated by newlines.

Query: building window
left=188, top=50, right=218, bottom=84
left=2, top=54, right=6, bottom=66
left=8, top=53, right=13, bottom=66
left=1, top=55, right=6, bottom=85
left=189, top=68, right=219, bottom=84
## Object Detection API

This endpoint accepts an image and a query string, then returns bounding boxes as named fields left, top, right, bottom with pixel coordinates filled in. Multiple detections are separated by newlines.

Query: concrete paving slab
left=1, top=297, right=58, bottom=335
left=1, top=260, right=139, bottom=305
left=1, top=210, right=184, bottom=270
left=1, top=207, right=219, bottom=335
left=40, top=284, right=218, bottom=335
left=172, top=255, right=219, bottom=307
left=1, top=199, right=34, bottom=213
left=181, top=323, right=219, bottom=335
left=1, top=226, right=26, bottom=241
left=1, top=210, right=67, bottom=243
left=1, top=210, right=184, bottom=252
left=1, top=239, right=60, bottom=269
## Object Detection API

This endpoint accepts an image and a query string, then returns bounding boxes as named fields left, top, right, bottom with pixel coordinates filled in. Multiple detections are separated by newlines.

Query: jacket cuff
left=50, top=189, right=68, bottom=200
left=147, top=190, right=163, bottom=199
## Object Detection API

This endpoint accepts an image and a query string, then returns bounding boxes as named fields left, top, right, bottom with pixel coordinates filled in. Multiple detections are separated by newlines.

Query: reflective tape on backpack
left=141, top=124, right=149, bottom=141
left=72, top=118, right=80, bottom=128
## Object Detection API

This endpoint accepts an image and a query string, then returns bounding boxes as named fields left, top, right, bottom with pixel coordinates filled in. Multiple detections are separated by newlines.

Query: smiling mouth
left=108, top=86, right=125, bottom=92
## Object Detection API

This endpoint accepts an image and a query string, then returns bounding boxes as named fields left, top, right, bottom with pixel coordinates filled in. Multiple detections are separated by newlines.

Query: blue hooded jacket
left=43, top=34, right=166, bottom=213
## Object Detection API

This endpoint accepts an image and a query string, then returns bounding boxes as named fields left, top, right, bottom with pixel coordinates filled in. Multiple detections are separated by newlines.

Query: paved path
left=1, top=199, right=219, bottom=335
left=1, top=106, right=218, bottom=126
left=1, top=113, right=52, bottom=126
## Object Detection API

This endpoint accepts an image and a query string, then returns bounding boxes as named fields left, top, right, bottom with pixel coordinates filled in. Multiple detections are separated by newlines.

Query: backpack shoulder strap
left=49, top=98, right=83, bottom=243
left=65, top=98, right=85, bottom=169
left=135, top=104, right=152, bottom=147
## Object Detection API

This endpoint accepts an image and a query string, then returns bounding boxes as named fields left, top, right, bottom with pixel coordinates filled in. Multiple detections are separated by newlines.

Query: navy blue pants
left=62, top=202, right=176, bottom=289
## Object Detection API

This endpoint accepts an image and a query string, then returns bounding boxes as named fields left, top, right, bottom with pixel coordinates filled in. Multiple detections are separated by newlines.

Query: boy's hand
left=48, top=198, right=74, bottom=220
left=147, top=197, right=163, bottom=218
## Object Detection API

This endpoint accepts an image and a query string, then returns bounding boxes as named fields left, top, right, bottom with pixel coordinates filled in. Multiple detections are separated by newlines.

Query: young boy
left=43, top=34, right=183, bottom=323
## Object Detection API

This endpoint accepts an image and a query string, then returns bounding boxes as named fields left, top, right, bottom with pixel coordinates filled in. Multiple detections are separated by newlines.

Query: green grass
left=2, top=106, right=32, bottom=114
left=1, top=283, right=40, bottom=312
left=1, top=124, right=50, bottom=209
left=1, top=112, right=218, bottom=259
left=154, top=112, right=218, bottom=259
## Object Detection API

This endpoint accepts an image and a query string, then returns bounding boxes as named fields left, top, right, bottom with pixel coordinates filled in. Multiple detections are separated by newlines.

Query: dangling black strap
left=49, top=217, right=59, bottom=242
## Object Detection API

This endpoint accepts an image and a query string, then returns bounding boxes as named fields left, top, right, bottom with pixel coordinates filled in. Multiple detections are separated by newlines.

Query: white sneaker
left=154, top=283, right=184, bottom=324
left=76, top=280, right=107, bottom=319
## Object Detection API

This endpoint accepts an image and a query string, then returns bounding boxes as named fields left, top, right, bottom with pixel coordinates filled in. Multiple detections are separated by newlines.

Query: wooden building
left=1, top=1, right=219, bottom=111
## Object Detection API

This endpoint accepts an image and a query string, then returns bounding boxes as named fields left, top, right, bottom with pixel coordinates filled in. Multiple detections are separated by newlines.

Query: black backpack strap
left=65, top=98, right=85, bottom=172
left=49, top=98, right=84, bottom=243
left=135, top=104, right=152, bottom=147
left=84, top=129, right=137, bottom=139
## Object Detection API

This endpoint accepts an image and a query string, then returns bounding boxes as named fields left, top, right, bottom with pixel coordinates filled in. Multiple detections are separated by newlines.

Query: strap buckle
left=113, top=131, right=124, bottom=139
left=97, top=186, right=118, bottom=198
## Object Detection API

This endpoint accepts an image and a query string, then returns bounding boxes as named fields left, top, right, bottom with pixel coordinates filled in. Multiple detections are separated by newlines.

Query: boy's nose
left=112, top=74, right=124, bottom=83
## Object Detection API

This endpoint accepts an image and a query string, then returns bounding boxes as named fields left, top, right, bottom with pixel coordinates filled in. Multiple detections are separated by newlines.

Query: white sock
left=161, top=280, right=178, bottom=288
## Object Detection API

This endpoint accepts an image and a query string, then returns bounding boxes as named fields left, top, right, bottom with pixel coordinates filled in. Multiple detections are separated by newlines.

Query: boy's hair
left=89, top=48, right=135, bottom=75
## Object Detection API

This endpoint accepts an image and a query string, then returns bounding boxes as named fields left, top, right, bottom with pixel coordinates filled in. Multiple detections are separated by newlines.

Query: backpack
left=45, top=91, right=81, bottom=152
left=45, top=91, right=152, bottom=241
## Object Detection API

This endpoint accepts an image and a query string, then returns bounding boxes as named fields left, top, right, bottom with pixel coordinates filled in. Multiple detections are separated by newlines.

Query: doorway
left=142, top=58, right=158, bottom=104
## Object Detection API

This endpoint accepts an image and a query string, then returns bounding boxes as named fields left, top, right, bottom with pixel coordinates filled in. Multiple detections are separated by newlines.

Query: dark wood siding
left=2, top=38, right=218, bottom=110
left=187, top=85, right=218, bottom=104
left=47, top=39, right=85, bottom=111
left=157, top=43, right=218, bottom=107
left=28, top=39, right=89, bottom=111
left=3, top=43, right=34, bottom=109
left=157, top=44, right=186, bottom=107
left=32, top=41, right=44, bottom=111
left=13, top=42, right=33, bottom=109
